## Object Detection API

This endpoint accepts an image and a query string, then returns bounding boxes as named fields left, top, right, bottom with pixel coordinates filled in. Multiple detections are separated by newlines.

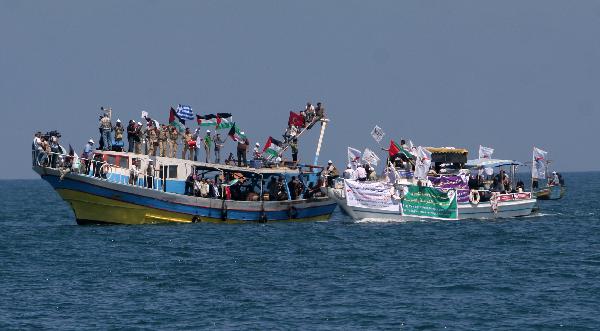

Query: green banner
left=401, top=186, right=458, bottom=220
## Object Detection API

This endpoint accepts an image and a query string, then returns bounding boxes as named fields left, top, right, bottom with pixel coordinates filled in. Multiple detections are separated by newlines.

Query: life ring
left=469, top=189, right=480, bottom=205
left=100, top=163, right=111, bottom=175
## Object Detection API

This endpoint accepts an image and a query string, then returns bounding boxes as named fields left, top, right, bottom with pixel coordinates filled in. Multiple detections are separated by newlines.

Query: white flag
left=347, top=147, right=362, bottom=164
left=362, top=148, right=380, bottom=166
left=141, top=111, right=149, bottom=119
left=478, top=145, right=494, bottom=159
left=532, top=147, right=548, bottom=179
left=370, top=125, right=385, bottom=143
left=414, top=146, right=432, bottom=180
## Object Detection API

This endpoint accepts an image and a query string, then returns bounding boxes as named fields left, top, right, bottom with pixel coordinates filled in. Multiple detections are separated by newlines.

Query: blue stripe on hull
left=42, top=175, right=336, bottom=221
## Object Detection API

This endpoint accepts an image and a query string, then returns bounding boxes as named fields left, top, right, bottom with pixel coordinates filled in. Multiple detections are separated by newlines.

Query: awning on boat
left=426, top=147, right=469, bottom=164
left=465, top=158, right=524, bottom=168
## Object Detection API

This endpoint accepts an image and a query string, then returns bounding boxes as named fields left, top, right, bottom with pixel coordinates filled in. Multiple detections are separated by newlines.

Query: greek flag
left=176, top=104, right=194, bottom=121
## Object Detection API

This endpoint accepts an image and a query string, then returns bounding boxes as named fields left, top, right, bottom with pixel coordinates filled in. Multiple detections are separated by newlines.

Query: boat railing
left=32, top=149, right=166, bottom=192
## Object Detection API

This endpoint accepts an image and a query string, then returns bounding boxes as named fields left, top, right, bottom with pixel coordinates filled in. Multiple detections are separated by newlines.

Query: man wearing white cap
left=323, top=160, right=339, bottom=187
left=82, top=139, right=95, bottom=175
left=253, top=142, right=261, bottom=159
left=203, top=129, right=213, bottom=163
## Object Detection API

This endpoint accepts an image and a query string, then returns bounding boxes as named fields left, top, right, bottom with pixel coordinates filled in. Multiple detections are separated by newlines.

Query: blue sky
left=1, top=0, right=599, bottom=179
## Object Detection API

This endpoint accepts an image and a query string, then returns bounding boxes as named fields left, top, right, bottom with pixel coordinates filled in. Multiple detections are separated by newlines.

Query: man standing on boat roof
left=99, top=107, right=112, bottom=151
left=126, top=120, right=136, bottom=153
left=168, top=125, right=179, bottom=158
left=213, top=133, right=225, bottom=164
left=236, top=132, right=249, bottom=167
left=146, top=124, right=158, bottom=156
left=134, top=122, right=142, bottom=154
left=113, top=119, right=124, bottom=152
left=182, top=128, right=194, bottom=160
left=158, top=124, right=168, bottom=157
left=203, top=129, right=212, bottom=163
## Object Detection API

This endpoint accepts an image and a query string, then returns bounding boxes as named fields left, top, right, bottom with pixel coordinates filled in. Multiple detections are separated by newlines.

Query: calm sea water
left=1, top=173, right=599, bottom=330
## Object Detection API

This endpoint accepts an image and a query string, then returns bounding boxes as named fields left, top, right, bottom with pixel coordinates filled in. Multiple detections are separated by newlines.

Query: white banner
left=414, top=146, right=432, bottom=180
left=362, top=148, right=380, bottom=166
left=532, top=147, right=548, bottom=179
left=478, top=145, right=494, bottom=159
left=370, top=125, right=385, bottom=143
left=344, top=179, right=399, bottom=211
left=347, top=146, right=362, bottom=164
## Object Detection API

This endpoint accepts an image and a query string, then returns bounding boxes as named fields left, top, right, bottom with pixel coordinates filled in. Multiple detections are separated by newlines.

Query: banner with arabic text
left=401, top=185, right=458, bottom=220
left=428, top=175, right=469, bottom=203
left=344, top=179, right=399, bottom=212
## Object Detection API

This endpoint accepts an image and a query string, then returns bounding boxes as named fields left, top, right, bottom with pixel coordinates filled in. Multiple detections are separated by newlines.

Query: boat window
left=107, top=155, right=116, bottom=166
left=159, top=165, right=179, bottom=179
left=168, top=165, right=178, bottom=178
left=119, top=156, right=128, bottom=169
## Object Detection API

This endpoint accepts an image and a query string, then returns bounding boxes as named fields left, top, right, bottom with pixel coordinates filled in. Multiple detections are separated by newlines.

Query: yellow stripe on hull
left=57, top=189, right=331, bottom=225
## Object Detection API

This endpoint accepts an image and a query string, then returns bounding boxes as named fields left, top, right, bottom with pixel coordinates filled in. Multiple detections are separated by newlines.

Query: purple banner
left=428, top=175, right=469, bottom=203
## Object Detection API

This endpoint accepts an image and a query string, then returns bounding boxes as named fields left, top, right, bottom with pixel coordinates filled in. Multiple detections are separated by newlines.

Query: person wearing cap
left=253, top=142, right=262, bottom=160
left=145, top=123, right=159, bottom=156
left=167, top=125, right=179, bottom=158
left=182, top=128, right=194, bottom=160
left=236, top=132, right=249, bottom=167
left=113, top=119, right=124, bottom=152
left=550, top=171, right=560, bottom=186
left=129, top=158, right=142, bottom=185
left=99, top=110, right=112, bottom=151
left=32, top=132, right=42, bottom=166
left=203, top=129, right=213, bottom=163
left=82, top=139, right=95, bottom=175
left=213, top=133, right=225, bottom=164
left=145, top=159, right=155, bottom=189
left=158, top=124, right=168, bottom=157
left=133, top=122, right=143, bottom=154
left=323, top=160, right=339, bottom=187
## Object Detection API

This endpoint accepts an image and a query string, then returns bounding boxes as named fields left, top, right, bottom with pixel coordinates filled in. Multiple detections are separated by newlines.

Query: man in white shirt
left=356, top=165, right=367, bottom=182
left=343, top=164, right=354, bottom=179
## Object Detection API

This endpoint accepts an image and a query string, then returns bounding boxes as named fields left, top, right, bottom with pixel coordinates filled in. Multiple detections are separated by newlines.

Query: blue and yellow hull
left=35, top=167, right=337, bottom=225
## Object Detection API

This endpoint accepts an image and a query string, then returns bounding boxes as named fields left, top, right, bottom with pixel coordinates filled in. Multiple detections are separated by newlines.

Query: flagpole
left=313, top=119, right=329, bottom=166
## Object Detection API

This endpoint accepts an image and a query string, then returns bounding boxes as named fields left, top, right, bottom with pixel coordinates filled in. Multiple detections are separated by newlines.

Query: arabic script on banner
left=401, top=185, right=458, bottom=220
left=344, top=179, right=399, bottom=211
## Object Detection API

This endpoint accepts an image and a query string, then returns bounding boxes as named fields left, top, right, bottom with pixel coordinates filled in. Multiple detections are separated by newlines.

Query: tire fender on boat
left=469, top=190, right=480, bottom=205
left=191, top=215, right=200, bottom=223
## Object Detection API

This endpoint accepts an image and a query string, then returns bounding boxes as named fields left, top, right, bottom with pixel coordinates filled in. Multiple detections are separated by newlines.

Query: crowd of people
left=89, top=102, right=326, bottom=168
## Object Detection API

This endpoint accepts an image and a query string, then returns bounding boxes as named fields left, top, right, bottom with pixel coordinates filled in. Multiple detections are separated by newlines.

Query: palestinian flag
left=389, top=140, right=415, bottom=158
left=197, top=114, right=217, bottom=127
left=169, top=107, right=186, bottom=133
left=216, top=113, right=233, bottom=129
left=228, top=123, right=246, bottom=142
left=262, top=136, right=283, bottom=160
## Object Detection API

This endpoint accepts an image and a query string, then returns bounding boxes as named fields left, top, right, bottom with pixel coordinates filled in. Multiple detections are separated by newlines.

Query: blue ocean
left=1, top=173, right=599, bottom=330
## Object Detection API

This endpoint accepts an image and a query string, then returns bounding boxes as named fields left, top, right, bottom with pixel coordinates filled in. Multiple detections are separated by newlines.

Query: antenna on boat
left=313, top=119, right=329, bottom=166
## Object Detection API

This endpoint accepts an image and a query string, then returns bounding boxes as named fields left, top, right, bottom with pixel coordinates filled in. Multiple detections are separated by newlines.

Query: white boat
left=328, top=148, right=537, bottom=222
left=328, top=184, right=536, bottom=221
